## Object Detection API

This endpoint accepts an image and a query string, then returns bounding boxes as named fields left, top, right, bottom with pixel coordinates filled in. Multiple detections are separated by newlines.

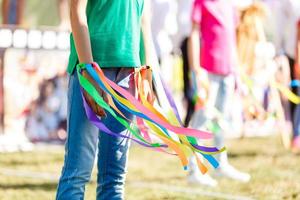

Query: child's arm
left=70, top=0, right=107, bottom=117
left=188, top=22, right=209, bottom=95
left=188, top=22, right=201, bottom=73
left=188, top=22, right=208, bottom=86
left=70, top=0, right=93, bottom=63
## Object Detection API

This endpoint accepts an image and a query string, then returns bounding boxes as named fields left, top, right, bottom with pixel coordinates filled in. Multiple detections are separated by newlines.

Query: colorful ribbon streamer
left=272, top=81, right=300, bottom=104
left=76, top=62, right=225, bottom=173
left=290, top=80, right=300, bottom=88
left=241, top=70, right=300, bottom=105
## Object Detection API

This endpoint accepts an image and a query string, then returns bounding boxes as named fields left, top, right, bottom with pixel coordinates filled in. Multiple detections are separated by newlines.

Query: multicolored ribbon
left=272, top=81, right=300, bottom=104
left=76, top=62, right=225, bottom=174
left=241, top=70, right=300, bottom=105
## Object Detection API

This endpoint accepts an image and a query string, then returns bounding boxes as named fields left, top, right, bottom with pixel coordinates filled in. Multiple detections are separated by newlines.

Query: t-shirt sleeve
left=191, top=0, right=202, bottom=24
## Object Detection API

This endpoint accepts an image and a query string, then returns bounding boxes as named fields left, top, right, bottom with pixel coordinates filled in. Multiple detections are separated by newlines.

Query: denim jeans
left=293, top=87, right=300, bottom=138
left=56, top=68, right=135, bottom=200
left=190, top=73, right=234, bottom=150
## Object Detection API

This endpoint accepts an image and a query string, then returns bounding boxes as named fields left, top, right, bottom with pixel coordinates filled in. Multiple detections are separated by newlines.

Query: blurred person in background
left=292, top=20, right=300, bottom=153
left=264, top=0, right=300, bottom=146
left=25, top=100, right=49, bottom=142
left=1, top=0, right=25, bottom=25
left=187, top=0, right=250, bottom=187
left=52, top=73, right=68, bottom=132
left=57, top=0, right=70, bottom=29
left=176, top=0, right=195, bottom=127
left=237, top=2, right=268, bottom=75
left=151, top=0, right=177, bottom=85
left=40, top=80, right=60, bottom=138
left=56, top=0, right=155, bottom=199
left=237, top=2, right=291, bottom=141
left=270, top=0, right=300, bottom=83
left=25, top=78, right=67, bottom=142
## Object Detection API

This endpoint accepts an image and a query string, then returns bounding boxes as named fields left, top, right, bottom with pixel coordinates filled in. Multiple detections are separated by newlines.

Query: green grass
left=0, top=137, right=299, bottom=200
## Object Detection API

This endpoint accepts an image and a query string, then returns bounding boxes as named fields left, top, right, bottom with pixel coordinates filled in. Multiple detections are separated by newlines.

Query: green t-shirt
left=67, top=0, right=145, bottom=74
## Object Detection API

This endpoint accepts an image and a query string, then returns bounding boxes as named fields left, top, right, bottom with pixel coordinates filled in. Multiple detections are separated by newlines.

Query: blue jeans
left=56, top=68, right=135, bottom=200
left=293, top=87, right=300, bottom=138
left=190, top=73, right=234, bottom=150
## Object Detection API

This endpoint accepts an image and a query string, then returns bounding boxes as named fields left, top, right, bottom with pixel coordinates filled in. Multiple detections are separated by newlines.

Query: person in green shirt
left=56, top=0, right=154, bottom=199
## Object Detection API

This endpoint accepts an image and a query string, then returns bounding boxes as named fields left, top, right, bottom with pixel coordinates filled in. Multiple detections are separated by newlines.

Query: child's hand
left=82, top=70, right=108, bottom=117
left=194, top=67, right=209, bottom=85
left=193, top=67, right=210, bottom=95
left=141, top=67, right=155, bottom=105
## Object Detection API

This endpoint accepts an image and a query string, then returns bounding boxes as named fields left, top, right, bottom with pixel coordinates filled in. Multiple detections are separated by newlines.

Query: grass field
left=0, top=136, right=299, bottom=200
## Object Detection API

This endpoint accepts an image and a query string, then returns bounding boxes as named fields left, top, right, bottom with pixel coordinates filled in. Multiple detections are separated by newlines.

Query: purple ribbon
left=80, top=88, right=167, bottom=148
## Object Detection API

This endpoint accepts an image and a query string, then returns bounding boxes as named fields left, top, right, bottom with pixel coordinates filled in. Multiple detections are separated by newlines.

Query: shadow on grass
left=0, top=182, right=57, bottom=191
left=228, top=152, right=258, bottom=158
left=135, top=176, right=184, bottom=183
left=283, top=192, right=300, bottom=199
left=228, top=151, right=288, bottom=158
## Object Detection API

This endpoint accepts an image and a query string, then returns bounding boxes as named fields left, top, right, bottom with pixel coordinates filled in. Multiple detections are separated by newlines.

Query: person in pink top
left=192, top=0, right=236, bottom=75
left=187, top=0, right=250, bottom=186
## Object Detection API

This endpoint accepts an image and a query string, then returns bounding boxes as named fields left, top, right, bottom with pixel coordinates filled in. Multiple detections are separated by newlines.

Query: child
left=187, top=0, right=250, bottom=186
left=292, top=19, right=300, bottom=152
left=265, top=0, right=300, bottom=137
left=56, top=0, right=154, bottom=199
left=176, top=0, right=195, bottom=127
